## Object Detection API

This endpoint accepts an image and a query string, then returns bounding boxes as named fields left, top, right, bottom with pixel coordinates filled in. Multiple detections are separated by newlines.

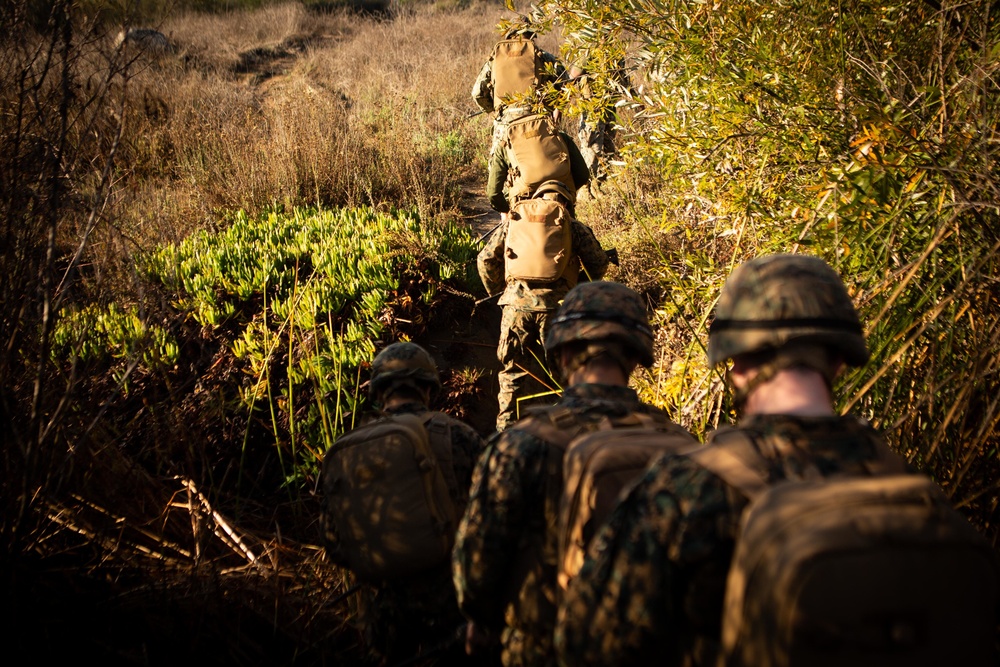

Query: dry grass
left=1, top=1, right=515, bottom=663
left=105, top=0, right=505, bottom=257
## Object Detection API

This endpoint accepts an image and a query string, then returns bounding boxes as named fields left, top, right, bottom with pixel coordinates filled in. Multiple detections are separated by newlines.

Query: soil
left=420, top=186, right=504, bottom=437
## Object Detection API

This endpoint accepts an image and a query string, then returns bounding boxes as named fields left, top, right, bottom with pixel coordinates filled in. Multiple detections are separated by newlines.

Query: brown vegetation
left=2, top=0, right=997, bottom=662
left=1, top=1, right=505, bottom=663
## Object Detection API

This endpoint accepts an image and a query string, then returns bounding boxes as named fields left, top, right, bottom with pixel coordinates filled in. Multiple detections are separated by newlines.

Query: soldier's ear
left=728, top=356, right=757, bottom=391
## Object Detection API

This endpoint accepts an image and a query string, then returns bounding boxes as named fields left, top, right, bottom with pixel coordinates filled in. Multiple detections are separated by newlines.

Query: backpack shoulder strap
left=848, top=418, right=911, bottom=476
left=423, top=411, right=459, bottom=496
left=392, top=412, right=457, bottom=537
left=686, top=427, right=772, bottom=501
left=517, top=405, right=585, bottom=452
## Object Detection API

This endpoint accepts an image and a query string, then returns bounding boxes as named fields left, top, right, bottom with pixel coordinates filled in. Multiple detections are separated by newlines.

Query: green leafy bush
left=526, top=0, right=1000, bottom=536
left=57, top=205, right=480, bottom=485
left=52, top=303, right=179, bottom=376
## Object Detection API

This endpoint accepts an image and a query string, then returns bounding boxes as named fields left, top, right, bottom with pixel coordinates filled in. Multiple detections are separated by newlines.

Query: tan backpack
left=492, top=38, right=540, bottom=109
left=504, top=194, right=574, bottom=283
left=321, top=412, right=458, bottom=582
left=514, top=408, right=699, bottom=593
left=688, top=430, right=1000, bottom=667
left=558, top=413, right=699, bottom=590
left=506, top=113, right=575, bottom=202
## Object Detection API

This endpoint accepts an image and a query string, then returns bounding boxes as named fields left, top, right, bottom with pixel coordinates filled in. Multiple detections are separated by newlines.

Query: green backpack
left=321, top=412, right=458, bottom=581
left=688, top=429, right=1000, bottom=667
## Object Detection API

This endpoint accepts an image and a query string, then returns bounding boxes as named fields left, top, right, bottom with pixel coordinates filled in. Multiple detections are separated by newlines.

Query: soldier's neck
left=741, top=368, right=836, bottom=417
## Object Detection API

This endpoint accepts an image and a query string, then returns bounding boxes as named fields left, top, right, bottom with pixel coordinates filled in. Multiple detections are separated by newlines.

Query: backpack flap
left=505, top=198, right=573, bottom=282
left=723, top=474, right=1000, bottom=667
left=321, top=413, right=458, bottom=581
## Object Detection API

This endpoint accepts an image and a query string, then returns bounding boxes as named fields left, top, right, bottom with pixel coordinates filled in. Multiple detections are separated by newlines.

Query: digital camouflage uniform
left=356, top=401, right=486, bottom=665
left=555, top=254, right=896, bottom=667
left=322, top=343, right=486, bottom=665
left=574, top=57, right=631, bottom=185
left=478, top=220, right=609, bottom=431
left=472, top=37, right=567, bottom=159
left=453, top=281, right=693, bottom=667
left=486, top=129, right=590, bottom=214
left=554, top=414, right=904, bottom=666
left=453, top=384, right=673, bottom=667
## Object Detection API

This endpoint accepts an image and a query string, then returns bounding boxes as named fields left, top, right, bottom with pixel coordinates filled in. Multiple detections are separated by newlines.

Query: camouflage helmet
left=707, top=254, right=868, bottom=367
left=544, top=281, right=655, bottom=367
left=368, top=342, right=441, bottom=402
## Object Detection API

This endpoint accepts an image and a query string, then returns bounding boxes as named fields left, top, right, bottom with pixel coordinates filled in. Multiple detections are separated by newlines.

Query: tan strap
left=865, top=438, right=911, bottom=475
left=395, top=413, right=455, bottom=551
left=424, top=412, right=459, bottom=505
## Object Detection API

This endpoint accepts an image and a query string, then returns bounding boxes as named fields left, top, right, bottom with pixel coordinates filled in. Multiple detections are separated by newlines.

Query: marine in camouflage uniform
left=567, top=53, right=632, bottom=187
left=555, top=254, right=905, bottom=666
left=478, top=196, right=609, bottom=431
left=486, top=129, right=590, bottom=215
left=472, top=27, right=567, bottom=160
left=322, top=342, right=486, bottom=666
left=453, top=282, right=696, bottom=667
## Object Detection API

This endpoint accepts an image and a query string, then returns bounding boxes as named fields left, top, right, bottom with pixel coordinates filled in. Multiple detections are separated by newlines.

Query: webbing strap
left=398, top=413, right=455, bottom=549
left=424, top=412, right=458, bottom=505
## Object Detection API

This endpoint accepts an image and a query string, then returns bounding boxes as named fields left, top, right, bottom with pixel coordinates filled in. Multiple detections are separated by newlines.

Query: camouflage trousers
left=496, top=306, right=556, bottom=431
left=577, top=113, right=617, bottom=183
left=501, top=625, right=556, bottom=667
left=359, top=566, right=470, bottom=665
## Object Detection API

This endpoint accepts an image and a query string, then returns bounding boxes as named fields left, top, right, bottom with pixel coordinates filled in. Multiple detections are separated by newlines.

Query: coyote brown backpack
left=504, top=194, right=574, bottom=283
left=321, top=411, right=459, bottom=582
left=492, top=38, right=541, bottom=109
left=506, top=114, right=574, bottom=202
left=687, top=429, right=1000, bottom=667
left=514, top=408, right=699, bottom=592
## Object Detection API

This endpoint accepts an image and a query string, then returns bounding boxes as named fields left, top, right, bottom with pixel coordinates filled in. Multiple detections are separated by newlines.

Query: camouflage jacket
left=486, top=130, right=590, bottom=214
left=554, top=414, right=903, bottom=667
left=452, top=384, right=674, bottom=667
left=477, top=218, right=608, bottom=311
left=472, top=43, right=566, bottom=116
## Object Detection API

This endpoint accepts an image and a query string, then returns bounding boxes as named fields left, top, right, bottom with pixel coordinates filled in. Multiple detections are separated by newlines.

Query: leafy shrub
left=59, top=205, right=480, bottom=486
left=529, top=0, right=1000, bottom=538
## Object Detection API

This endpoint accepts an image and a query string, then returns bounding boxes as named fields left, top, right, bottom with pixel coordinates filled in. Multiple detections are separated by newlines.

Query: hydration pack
left=492, top=38, right=541, bottom=109
left=506, top=113, right=575, bottom=202
left=504, top=192, right=574, bottom=283
left=688, top=428, right=1000, bottom=667
left=321, top=412, right=459, bottom=581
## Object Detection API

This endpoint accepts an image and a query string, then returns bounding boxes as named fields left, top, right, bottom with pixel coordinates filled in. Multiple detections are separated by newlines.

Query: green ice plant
left=52, top=205, right=479, bottom=486
left=146, top=205, right=479, bottom=486
left=51, top=303, right=179, bottom=382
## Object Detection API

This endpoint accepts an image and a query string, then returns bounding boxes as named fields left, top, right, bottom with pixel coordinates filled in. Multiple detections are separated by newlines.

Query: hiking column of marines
left=318, top=16, right=1000, bottom=667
